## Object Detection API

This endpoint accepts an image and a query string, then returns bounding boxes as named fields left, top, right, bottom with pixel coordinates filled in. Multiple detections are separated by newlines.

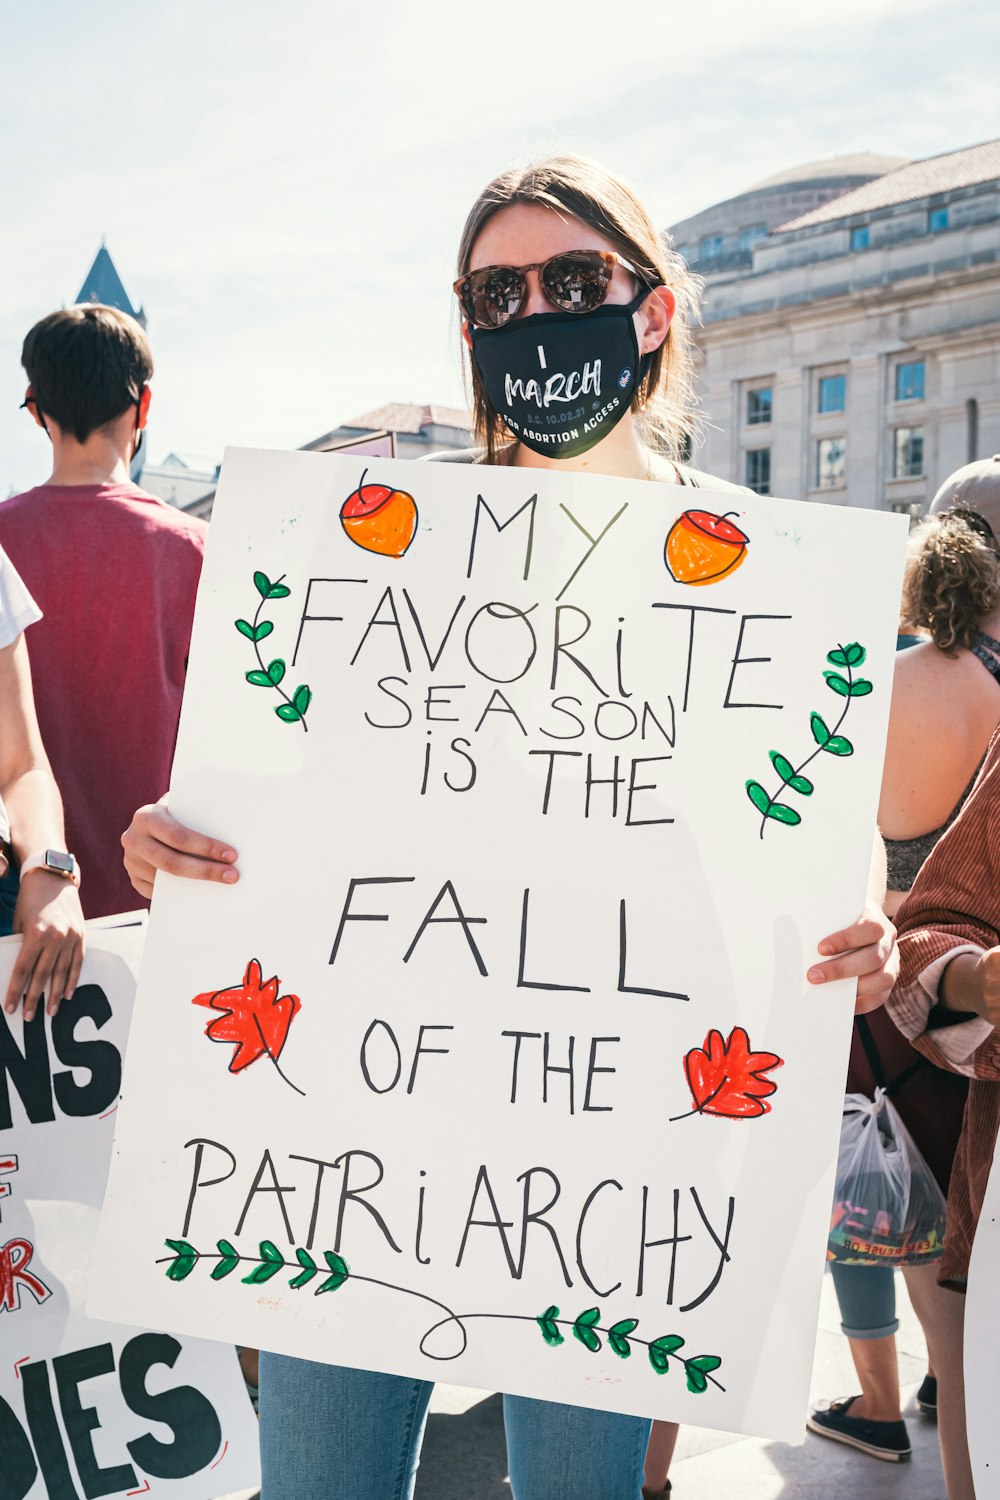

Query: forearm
left=938, top=949, right=999, bottom=1023
left=1, top=762, right=68, bottom=866
left=0, top=634, right=69, bottom=864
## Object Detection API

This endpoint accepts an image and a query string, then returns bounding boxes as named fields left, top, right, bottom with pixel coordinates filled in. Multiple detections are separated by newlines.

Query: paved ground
left=411, top=1268, right=946, bottom=1499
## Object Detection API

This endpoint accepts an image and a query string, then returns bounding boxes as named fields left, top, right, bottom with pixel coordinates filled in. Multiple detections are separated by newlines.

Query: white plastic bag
left=828, top=1088, right=947, bottom=1264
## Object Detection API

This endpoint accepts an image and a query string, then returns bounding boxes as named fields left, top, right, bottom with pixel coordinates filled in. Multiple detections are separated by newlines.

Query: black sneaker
left=807, top=1396, right=911, bottom=1462
left=916, top=1374, right=938, bottom=1417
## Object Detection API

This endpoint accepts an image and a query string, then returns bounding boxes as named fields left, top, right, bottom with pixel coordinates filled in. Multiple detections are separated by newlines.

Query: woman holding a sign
left=122, top=155, right=899, bottom=1500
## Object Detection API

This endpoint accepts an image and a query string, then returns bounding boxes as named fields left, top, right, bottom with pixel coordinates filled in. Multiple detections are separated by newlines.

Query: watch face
left=45, top=850, right=75, bottom=874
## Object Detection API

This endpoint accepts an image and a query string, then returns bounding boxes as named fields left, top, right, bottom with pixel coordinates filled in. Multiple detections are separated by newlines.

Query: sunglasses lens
left=462, top=267, right=525, bottom=328
left=541, top=251, right=613, bottom=313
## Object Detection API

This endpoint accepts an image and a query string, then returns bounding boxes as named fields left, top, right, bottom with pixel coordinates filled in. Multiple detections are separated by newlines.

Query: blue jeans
left=258, top=1354, right=651, bottom=1500
left=829, top=1259, right=898, bottom=1340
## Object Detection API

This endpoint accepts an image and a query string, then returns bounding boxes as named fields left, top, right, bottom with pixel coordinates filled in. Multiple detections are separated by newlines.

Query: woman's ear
left=639, top=285, right=676, bottom=355
left=461, top=318, right=472, bottom=350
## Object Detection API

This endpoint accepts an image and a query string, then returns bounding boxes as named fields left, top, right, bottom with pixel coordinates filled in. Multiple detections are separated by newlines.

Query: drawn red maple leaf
left=192, top=959, right=303, bottom=1094
left=674, top=1026, right=783, bottom=1120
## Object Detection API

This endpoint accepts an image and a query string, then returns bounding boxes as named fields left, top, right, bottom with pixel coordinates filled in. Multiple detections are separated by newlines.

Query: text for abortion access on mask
left=90, top=450, right=906, bottom=1438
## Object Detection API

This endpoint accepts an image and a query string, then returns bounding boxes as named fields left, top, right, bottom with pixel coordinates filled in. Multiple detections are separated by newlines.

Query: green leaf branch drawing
left=162, top=1238, right=349, bottom=1292
left=746, top=642, right=872, bottom=837
left=235, top=571, right=312, bottom=730
left=158, top=1240, right=723, bottom=1391
left=535, top=1304, right=723, bottom=1392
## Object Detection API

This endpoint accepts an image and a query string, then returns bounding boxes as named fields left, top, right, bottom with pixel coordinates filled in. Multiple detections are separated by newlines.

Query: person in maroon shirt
left=0, top=303, right=207, bottom=919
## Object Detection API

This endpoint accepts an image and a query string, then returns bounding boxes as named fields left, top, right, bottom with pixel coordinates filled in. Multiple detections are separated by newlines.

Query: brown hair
left=900, top=509, right=1000, bottom=652
left=456, top=155, right=702, bottom=465
left=22, top=304, right=153, bottom=444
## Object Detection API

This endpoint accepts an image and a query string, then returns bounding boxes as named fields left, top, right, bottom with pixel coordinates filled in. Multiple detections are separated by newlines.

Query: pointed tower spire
left=75, top=245, right=147, bottom=328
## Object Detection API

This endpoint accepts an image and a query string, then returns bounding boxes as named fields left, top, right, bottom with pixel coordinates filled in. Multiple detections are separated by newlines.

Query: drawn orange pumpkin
left=665, top=509, right=749, bottom=586
left=340, top=469, right=418, bottom=558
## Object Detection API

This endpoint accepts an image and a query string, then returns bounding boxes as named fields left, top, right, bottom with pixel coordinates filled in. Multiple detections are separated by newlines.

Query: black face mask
left=470, top=290, right=653, bottom=459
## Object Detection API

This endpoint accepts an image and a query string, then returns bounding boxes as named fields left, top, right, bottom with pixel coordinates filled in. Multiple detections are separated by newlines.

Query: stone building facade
left=675, top=140, right=1000, bottom=512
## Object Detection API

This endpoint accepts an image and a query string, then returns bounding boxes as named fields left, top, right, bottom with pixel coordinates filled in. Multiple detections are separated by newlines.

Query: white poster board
left=964, top=1132, right=1000, bottom=1495
left=90, top=450, right=907, bottom=1441
left=0, top=923, right=260, bottom=1500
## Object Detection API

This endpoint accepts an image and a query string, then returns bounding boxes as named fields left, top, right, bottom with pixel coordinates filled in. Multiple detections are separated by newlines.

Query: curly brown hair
left=455, top=155, right=703, bottom=465
left=900, top=508, right=1000, bottom=653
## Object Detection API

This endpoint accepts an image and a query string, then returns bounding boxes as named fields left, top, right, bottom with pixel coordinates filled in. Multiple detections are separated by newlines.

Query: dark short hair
left=22, top=304, right=153, bottom=443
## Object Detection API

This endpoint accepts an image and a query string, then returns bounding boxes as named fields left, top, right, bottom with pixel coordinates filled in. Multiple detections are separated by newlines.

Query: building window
left=928, top=206, right=949, bottom=233
left=893, top=426, right=924, bottom=479
left=745, top=449, right=771, bottom=495
left=850, top=226, right=870, bottom=250
left=816, top=438, right=846, bottom=489
left=738, top=224, right=767, bottom=252
left=699, top=233, right=723, bottom=259
left=746, top=387, right=772, bottom=426
left=818, top=374, right=846, bottom=414
left=967, top=398, right=979, bottom=463
left=895, top=360, right=925, bottom=402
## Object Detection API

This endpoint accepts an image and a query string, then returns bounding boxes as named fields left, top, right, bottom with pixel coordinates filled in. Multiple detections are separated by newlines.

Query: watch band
left=19, top=850, right=81, bottom=888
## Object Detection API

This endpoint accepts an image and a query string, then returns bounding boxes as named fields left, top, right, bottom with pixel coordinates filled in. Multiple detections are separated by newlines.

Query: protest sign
left=0, top=922, right=260, bottom=1500
left=90, top=450, right=906, bottom=1440
left=964, top=1135, right=1000, bottom=1496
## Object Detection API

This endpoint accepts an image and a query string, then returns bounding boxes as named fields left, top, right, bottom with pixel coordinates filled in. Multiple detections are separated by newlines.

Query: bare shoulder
left=881, top=642, right=1000, bottom=836
left=892, top=639, right=995, bottom=717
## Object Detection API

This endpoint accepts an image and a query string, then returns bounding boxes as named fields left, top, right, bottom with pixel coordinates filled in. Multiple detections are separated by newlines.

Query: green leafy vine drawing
left=235, top=571, right=312, bottom=730
left=746, top=642, right=872, bottom=837
left=535, top=1304, right=723, bottom=1391
left=159, top=1239, right=722, bottom=1391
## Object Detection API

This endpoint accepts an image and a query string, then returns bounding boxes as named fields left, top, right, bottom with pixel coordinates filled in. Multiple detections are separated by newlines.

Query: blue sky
left=2, top=0, right=998, bottom=493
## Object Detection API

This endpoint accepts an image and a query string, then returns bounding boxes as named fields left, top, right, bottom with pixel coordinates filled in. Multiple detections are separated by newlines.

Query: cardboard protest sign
left=90, top=450, right=906, bottom=1440
left=964, top=1135, right=1000, bottom=1496
left=0, top=922, right=260, bottom=1500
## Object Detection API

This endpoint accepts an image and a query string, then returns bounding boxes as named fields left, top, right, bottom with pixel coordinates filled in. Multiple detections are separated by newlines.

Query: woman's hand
left=806, top=898, right=899, bottom=1014
left=939, top=947, right=1000, bottom=1026
left=122, top=803, right=239, bottom=899
left=4, top=873, right=85, bottom=1021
